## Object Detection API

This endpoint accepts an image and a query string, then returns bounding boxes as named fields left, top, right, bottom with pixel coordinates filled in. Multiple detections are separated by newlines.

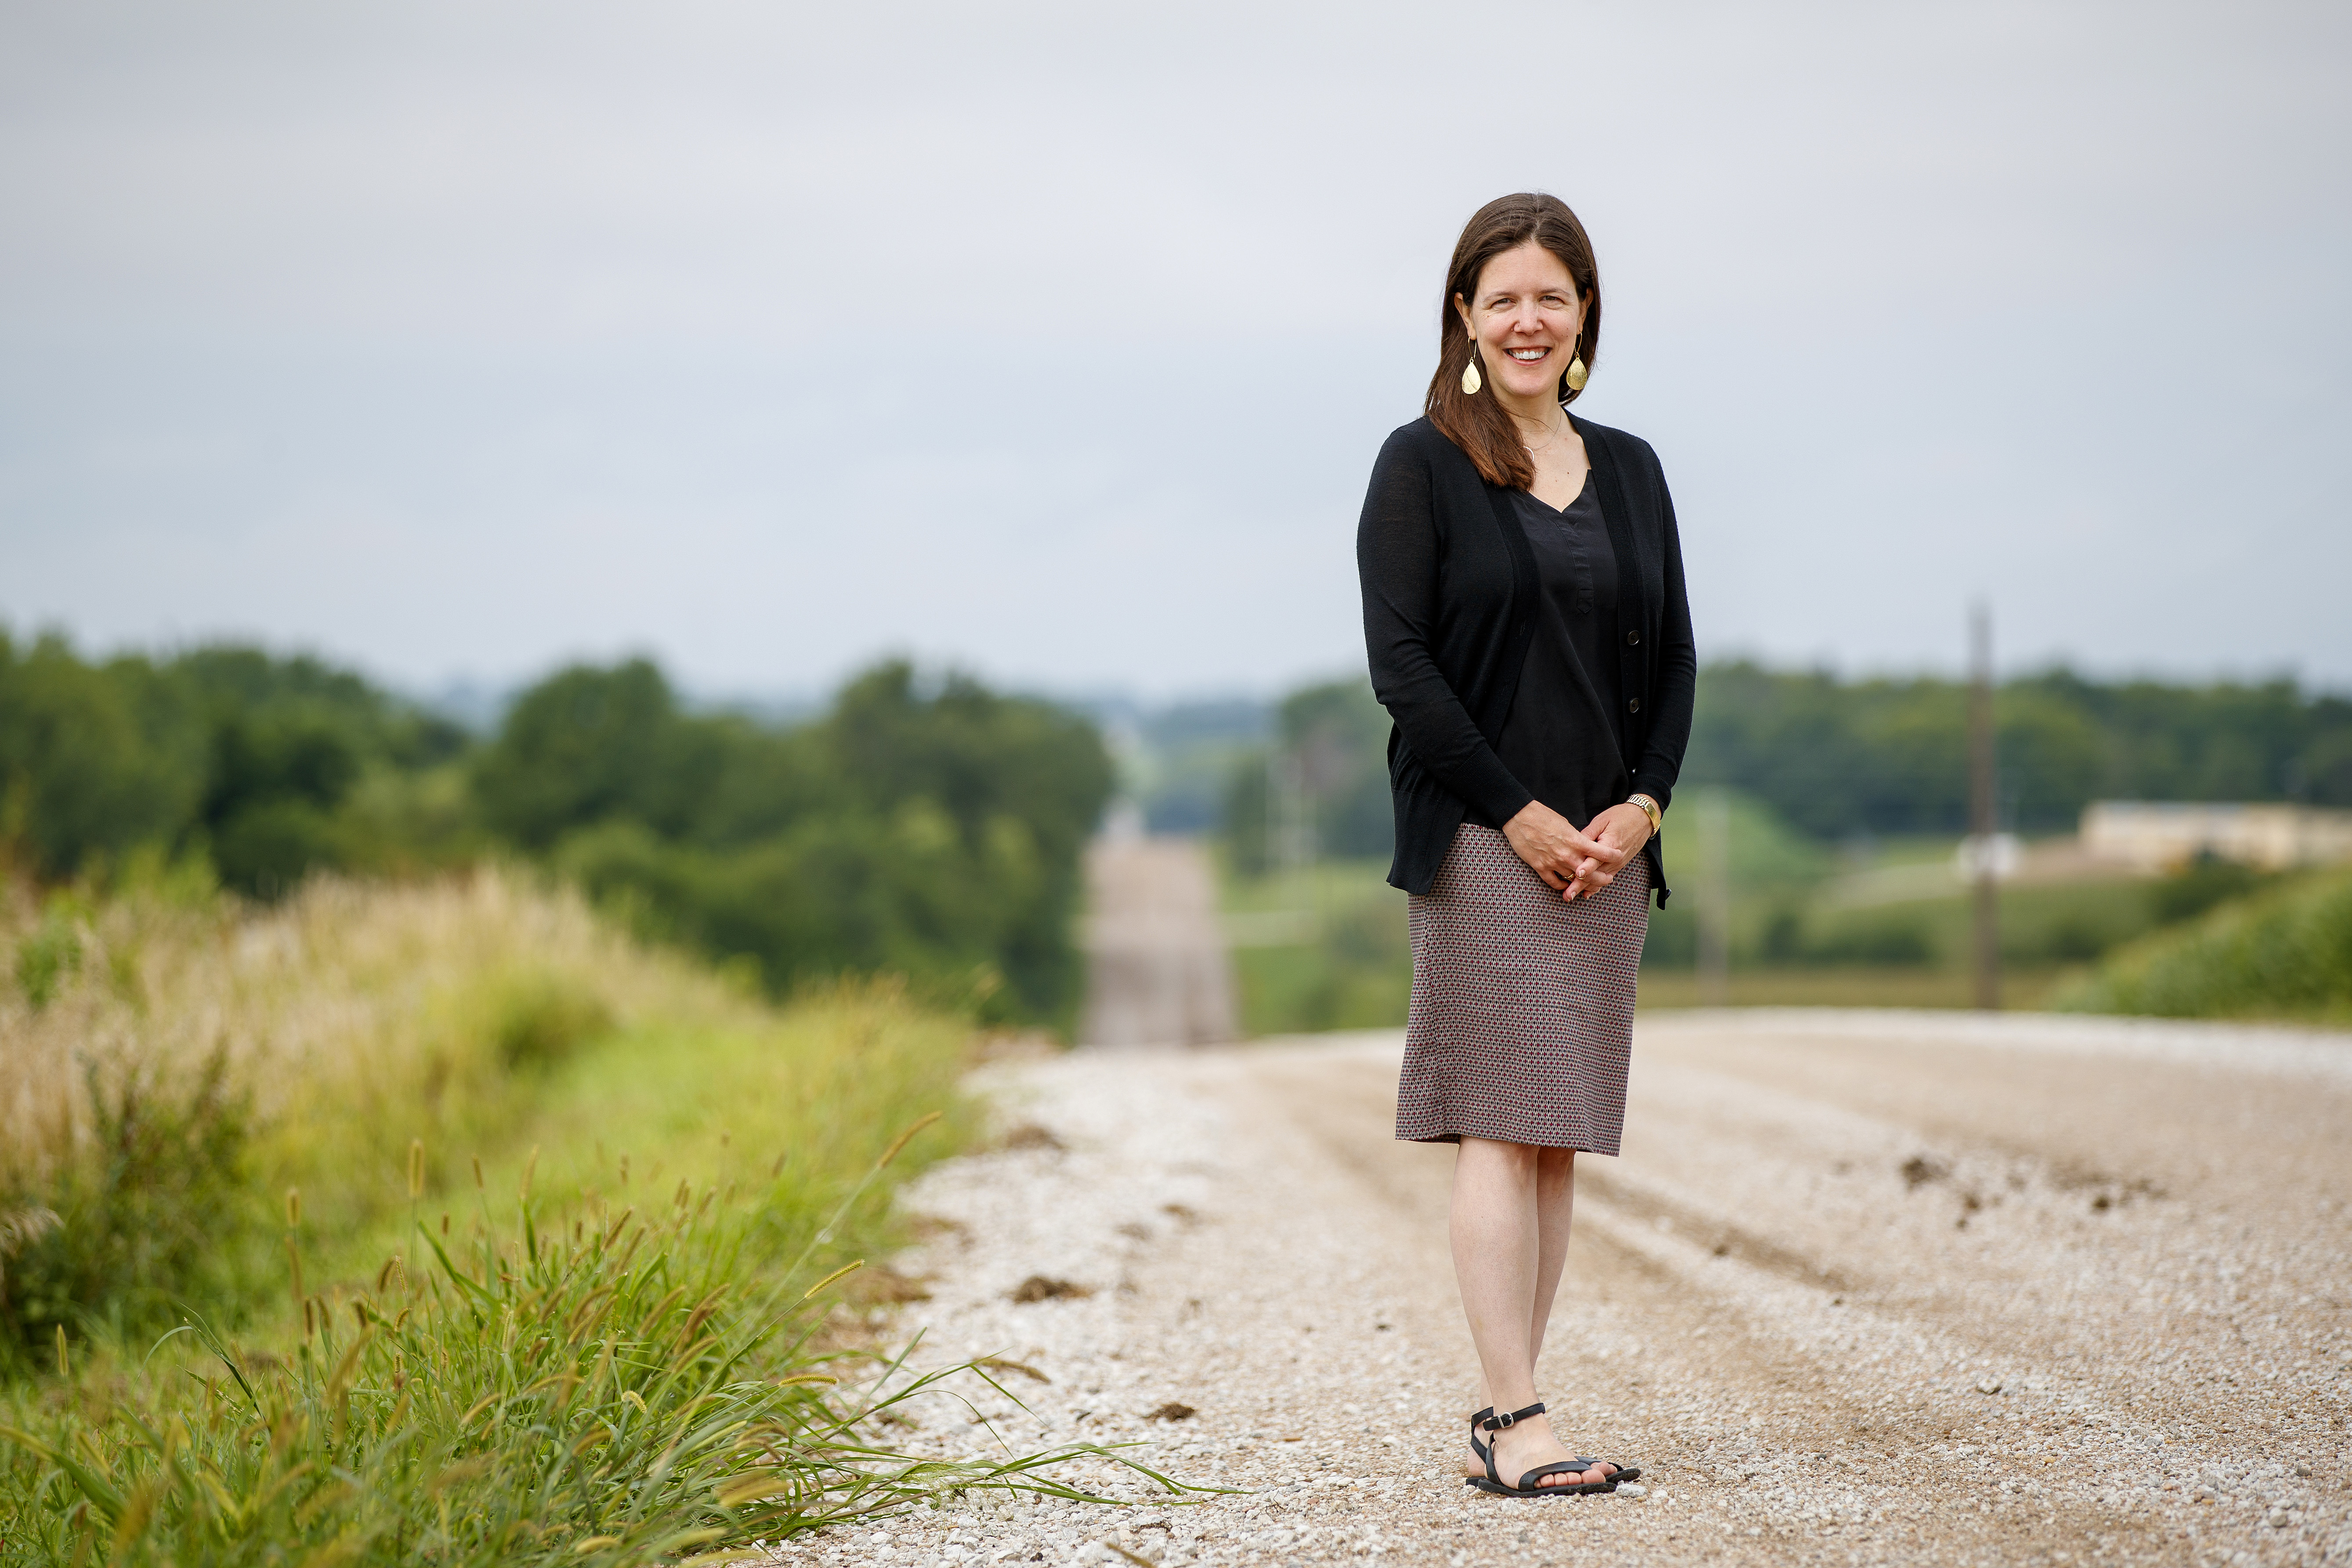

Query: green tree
left=1681, top=662, right=2352, bottom=835
left=472, top=659, right=728, bottom=848
left=491, top=658, right=1114, bottom=1024
left=0, top=635, right=203, bottom=877
left=1222, top=677, right=1393, bottom=871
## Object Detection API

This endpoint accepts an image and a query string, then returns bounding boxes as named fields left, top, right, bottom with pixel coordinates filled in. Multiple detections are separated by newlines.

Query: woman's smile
left=1457, top=239, right=1586, bottom=410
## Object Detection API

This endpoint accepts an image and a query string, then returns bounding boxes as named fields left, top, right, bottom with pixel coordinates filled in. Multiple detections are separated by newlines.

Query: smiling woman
left=1427, top=199, right=1601, bottom=493
left=1356, top=191, right=1698, bottom=1503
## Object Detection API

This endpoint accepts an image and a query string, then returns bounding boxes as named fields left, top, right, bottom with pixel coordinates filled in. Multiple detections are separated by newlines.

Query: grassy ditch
left=0, top=870, right=1180, bottom=1564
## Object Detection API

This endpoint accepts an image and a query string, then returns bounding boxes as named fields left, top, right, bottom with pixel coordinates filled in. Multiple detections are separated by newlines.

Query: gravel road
left=768, top=1011, right=2352, bottom=1568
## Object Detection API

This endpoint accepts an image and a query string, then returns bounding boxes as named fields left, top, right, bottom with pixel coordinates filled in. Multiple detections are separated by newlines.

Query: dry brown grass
left=0, top=865, right=757, bottom=1206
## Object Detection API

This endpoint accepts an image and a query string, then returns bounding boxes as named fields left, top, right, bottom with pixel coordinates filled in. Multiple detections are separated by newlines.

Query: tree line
left=1686, top=662, right=2352, bottom=838
left=0, top=631, right=1113, bottom=1023
left=1219, top=662, right=2352, bottom=864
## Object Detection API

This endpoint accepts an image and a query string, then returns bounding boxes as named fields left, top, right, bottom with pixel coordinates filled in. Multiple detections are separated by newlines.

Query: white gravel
left=769, top=1014, right=2352, bottom=1567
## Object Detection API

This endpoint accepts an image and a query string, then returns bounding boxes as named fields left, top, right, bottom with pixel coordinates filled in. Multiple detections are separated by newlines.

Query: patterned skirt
left=1394, top=823, right=1651, bottom=1153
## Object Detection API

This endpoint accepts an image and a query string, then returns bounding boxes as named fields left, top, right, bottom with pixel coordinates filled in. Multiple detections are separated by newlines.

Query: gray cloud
left=2, top=0, right=2346, bottom=695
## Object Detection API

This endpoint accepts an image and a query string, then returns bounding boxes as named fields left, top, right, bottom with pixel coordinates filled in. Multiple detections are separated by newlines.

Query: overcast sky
left=3, top=0, right=2347, bottom=702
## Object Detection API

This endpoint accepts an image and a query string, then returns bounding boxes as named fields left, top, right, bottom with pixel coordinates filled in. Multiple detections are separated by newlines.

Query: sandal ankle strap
left=1479, top=1401, right=1546, bottom=1432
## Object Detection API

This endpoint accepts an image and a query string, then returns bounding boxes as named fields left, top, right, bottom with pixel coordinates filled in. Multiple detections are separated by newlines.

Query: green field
left=1213, top=805, right=2310, bottom=1035
left=1221, top=858, right=1412, bottom=1035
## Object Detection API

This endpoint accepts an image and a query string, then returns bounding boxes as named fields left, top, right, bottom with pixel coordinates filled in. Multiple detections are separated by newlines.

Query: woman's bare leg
left=1527, top=1146, right=1576, bottom=1367
left=1451, top=1138, right=1606, bottom=1489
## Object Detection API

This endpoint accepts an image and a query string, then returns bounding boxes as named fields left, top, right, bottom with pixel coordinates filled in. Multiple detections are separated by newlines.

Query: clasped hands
left=1501, top=799, right=1653, bottom=902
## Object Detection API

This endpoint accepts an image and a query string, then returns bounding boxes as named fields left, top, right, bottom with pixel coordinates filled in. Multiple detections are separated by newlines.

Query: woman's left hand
left=1563, top=803, right=1654, bottom=901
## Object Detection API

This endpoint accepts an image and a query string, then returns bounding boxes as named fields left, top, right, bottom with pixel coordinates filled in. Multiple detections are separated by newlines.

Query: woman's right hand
left=1501, top=800, right=1614, bottom=899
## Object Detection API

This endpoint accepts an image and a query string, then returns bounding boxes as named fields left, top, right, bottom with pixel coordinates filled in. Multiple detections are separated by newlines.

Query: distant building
left=2081, top=801, right=2352, bottom=872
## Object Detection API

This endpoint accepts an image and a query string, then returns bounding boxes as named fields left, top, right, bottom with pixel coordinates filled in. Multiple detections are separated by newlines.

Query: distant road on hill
left=1077, top=833, right=1237, bottom=1048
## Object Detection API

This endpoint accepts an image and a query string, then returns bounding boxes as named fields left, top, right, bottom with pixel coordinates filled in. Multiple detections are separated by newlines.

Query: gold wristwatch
left=1627, top=793, right=1663, bottom=834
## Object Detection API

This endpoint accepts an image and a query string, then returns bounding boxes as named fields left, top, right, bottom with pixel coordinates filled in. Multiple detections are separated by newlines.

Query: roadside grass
left=1, top=1099, right=1161, bottom=1565
left=0, top=871, right=1187, bottom=1564
left=2056, top=868, right=2352, bottom=1021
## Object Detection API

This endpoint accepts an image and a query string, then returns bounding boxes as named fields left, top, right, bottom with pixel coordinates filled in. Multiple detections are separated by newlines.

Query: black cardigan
left=1356, top=413, right=1697, bottom=902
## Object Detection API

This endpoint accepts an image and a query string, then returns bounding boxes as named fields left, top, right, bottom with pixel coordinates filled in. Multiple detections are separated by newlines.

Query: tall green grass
left=1, top=1122, right=1166, bottom=1564
left=2057, top=869, right=2352, bottom=1021
left=0, top=872, right=1187, bottom=1564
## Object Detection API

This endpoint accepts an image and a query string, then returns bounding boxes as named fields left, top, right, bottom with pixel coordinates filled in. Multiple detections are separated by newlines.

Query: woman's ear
left=1453, top=293, right=1474, bottom=336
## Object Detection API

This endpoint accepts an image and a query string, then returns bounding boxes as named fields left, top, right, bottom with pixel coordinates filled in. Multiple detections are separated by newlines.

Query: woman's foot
left=1460, top=1407, right=1614, bottom=1491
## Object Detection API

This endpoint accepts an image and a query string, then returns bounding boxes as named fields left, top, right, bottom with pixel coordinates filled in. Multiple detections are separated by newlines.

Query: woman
left=1356, top=192, right=1696, bottom=1498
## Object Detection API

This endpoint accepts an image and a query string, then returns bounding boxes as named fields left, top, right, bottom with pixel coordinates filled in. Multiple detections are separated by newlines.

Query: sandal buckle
left=1493, top=1411, right=1516, bottom=1429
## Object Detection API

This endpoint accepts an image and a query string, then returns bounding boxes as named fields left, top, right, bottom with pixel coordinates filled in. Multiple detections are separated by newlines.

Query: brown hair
left=1425, top=192, right=1602, bottom=489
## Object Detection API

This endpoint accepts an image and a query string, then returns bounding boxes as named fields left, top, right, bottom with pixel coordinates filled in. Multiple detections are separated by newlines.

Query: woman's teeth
left=1508, top=348, right=1549, bottom=362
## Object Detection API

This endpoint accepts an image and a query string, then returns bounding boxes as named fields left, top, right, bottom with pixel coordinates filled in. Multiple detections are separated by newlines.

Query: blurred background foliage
left=1139, top=664, right=2352, bottom=1033
left=0, top=629, right=1111, bottom=1026
left=2052, top=867, right=2352, bottom=1021
left=1190, top=663, right=2352, bottom=866
left=10, top=621, right=2348, bottom=1036
left=1681, top=661, right=2352, bottom=835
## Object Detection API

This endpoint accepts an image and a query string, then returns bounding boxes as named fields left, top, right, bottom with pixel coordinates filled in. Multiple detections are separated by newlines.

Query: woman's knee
left=1459, top=1137, right=1546, bottom=1177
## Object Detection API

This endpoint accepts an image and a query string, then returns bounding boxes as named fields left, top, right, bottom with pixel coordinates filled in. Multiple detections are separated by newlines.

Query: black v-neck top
left=1355, top=413, right=1697, bottom=901
left=1469, top=474, right=1628, bottom=831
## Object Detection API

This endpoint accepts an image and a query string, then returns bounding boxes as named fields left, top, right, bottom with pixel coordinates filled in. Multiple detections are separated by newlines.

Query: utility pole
left=1698, top=792, right=1731, bottom=1007
left=1968, top=602, right=2000, bottom=1011
left=1267, top=745, right=1316, bottom=934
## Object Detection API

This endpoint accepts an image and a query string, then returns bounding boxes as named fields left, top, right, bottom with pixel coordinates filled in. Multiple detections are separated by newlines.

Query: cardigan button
left=1626, top=697, right=1642, bottom=714
left=1625, top=630, right=1640, bottom=646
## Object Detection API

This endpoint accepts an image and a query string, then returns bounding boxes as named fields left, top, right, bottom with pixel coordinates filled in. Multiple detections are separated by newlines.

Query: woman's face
left=1455, top=241, right=1585, bottom=404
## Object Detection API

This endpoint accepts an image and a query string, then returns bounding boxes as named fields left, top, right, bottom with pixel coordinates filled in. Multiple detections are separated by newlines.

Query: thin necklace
left=1519, top=408, right=1569, bottom=454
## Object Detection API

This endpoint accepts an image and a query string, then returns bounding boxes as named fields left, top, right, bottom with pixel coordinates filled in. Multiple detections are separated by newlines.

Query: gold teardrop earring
left=1563, top=334, right=1589, bottom=394
left=1460, top=336, right=1483, bottom=396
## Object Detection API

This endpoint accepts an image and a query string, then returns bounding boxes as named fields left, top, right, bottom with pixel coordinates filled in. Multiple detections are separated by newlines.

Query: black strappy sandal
left=1465, top=1406, right=1497, bottom=1486
left=1465, top=1402, right=1637, bottom=1498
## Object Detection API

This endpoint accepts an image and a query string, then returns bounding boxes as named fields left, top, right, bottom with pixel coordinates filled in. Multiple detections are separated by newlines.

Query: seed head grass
left=4, top=867, right=668, bottom=1207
